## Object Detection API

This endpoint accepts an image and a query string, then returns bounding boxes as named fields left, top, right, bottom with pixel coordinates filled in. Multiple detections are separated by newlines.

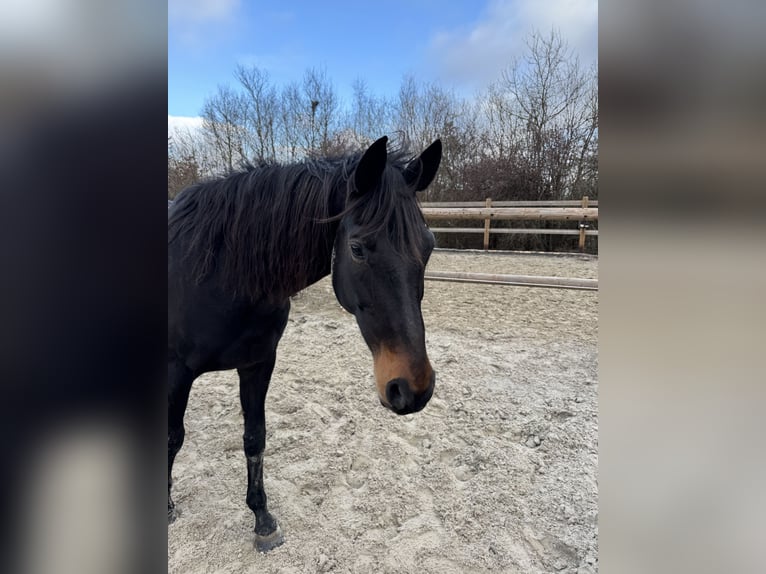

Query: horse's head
left=332, top=136, right=442, bottom=415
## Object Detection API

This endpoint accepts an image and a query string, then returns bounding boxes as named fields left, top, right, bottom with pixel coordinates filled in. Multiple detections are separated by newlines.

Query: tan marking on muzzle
left=373, top=345, right=434, bottom=401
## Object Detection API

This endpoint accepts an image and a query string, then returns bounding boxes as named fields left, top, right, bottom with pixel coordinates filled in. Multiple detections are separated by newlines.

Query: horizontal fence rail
left=420, top=197, right=598, bottom=251
left=421, top=207, right=598, bottom=221
left=429, top=227, right=599, bottom=236
left=421, top=200, right=598, bottom=208
left=425, top=270, right=598, bottom=291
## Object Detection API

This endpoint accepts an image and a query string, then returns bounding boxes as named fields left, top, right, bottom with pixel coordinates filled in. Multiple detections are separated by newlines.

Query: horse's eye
left=350, top=242, right=365, bottom=260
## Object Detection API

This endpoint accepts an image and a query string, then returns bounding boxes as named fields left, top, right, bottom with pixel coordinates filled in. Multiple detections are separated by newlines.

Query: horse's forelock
left=347, top=154, right=427, bottom=264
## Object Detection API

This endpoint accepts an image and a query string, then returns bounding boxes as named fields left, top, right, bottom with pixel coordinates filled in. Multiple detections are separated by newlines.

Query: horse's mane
left=168, top=148, right=427, bottom=302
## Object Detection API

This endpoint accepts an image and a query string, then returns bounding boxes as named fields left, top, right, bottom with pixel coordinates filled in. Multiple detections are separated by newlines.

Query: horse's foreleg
left=168, top=360, right=195, bottom=523
left=238, top=353, right=284, bottom=552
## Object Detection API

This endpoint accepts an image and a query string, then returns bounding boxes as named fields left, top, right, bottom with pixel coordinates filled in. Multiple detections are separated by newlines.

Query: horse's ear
left=404, top=139, right=442, bottom=192
left=353, top=136, right=388, bottom=196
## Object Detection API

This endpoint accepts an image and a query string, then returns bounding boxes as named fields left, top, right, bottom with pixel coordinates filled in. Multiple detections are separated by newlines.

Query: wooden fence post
left=578, top=196, right=589, bottom=251
left=483, top=197, right=491, bottom=251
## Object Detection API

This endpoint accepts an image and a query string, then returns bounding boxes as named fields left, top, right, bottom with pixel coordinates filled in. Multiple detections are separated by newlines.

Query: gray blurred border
left=601, top=1, right=765, bottom=572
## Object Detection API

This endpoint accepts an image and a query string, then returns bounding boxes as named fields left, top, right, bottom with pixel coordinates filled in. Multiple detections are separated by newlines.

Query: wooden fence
left=420, top=198, right=599, bottom=290
left=421, top=197, right=598, bottom=251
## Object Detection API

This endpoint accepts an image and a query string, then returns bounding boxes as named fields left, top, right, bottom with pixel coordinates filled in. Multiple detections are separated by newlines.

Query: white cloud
left=168, top=115, right=203, bottom=138
left=428, top=0, right=597, bottom=89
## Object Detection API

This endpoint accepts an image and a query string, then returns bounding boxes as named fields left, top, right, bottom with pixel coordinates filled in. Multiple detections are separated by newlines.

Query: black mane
left=168, top=149, right=427, bottom=302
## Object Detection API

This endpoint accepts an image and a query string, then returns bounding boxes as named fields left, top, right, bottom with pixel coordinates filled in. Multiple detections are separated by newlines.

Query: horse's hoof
left=254, top=525, right=284, bottom=553
left=168, top=506, right=180, bottom=524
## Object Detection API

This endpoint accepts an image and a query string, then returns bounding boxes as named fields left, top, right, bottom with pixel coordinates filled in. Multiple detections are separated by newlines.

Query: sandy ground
left=168, top=250, right=598, bottom=574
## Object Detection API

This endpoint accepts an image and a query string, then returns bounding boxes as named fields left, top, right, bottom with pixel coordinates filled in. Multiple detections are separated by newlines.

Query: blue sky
left=169, top=0, right=597, bottom=121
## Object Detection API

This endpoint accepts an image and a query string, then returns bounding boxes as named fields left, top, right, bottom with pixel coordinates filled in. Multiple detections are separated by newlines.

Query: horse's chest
left=177, top=303, right=290, bottom=373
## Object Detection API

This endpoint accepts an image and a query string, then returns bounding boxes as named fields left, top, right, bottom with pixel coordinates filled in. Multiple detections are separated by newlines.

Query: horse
left=168, top=136, right=442, bottom=551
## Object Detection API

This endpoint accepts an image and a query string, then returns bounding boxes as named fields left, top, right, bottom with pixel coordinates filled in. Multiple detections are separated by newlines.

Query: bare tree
left=491, top=30, right=596, bottom=201
left=347, top=78, right=391, bottom=148
left=201, top=84, right=249, bottom=172
left=479, top=81, right=520, bottom=161
left=272, top=68, right=341, bottom=158
left=302, top=67, right=339, bottom=154
left=276, top=81, right=304, bottom=161
left=571, top=66, right=599, bottom=198
left=168, top=136, right=201, bottom=199
left=170, top=124, right=220, bottom=175
left=394, top=75, right=420, bottom=150
left=392, top=75, right=481, bottom=201
left=234, top=64, right=278, bottom=162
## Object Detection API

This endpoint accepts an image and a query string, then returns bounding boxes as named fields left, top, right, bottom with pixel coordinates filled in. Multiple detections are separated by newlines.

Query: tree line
left=169, top=31, right=598, bottom=252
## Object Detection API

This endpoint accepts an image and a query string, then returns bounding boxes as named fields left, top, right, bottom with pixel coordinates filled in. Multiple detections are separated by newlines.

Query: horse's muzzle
left=381, top=371, right=435, bottom=415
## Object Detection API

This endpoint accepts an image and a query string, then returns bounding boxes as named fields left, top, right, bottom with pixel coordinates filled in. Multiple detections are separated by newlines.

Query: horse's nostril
left=386, top=378, right=410, bottom=411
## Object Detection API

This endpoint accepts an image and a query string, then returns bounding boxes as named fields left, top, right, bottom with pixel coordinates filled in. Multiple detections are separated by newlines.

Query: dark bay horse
left=168, top=136, right=441, bottom=551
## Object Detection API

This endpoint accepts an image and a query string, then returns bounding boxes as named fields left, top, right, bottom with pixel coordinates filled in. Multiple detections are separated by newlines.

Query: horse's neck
left=290, top=179, right=346, bottom=293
